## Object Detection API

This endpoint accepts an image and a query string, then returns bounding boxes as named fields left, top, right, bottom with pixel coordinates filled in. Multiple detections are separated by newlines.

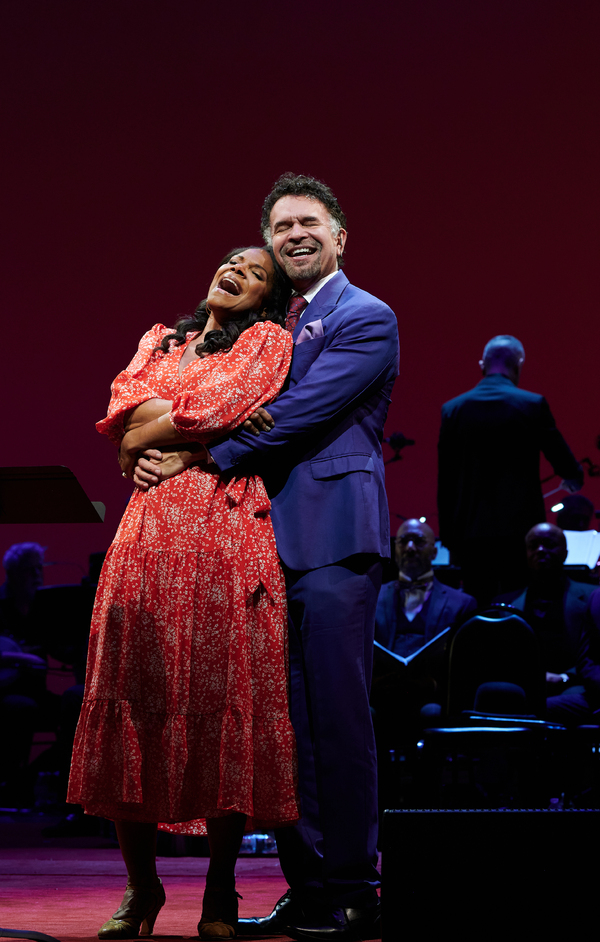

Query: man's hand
left=546, top=671, right=569, bottom=685
left=242, top=407, right=275, bottom=436
left=561, top=478, right=582, bottom=494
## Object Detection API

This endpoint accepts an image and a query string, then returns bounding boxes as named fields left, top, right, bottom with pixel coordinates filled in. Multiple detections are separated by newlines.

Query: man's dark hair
left=261, top=173, right=347, bottom=267
left=157, top=246, right=291, bottom=357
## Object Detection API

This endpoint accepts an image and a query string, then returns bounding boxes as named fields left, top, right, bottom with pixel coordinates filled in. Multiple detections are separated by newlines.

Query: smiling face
left=269, top=195, right=347, bottom=290
left=206, top=248, right=274, bottom=320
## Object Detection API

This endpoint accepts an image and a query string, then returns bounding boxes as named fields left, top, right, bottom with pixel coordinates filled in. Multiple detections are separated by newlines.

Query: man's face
left=525, top=524, right=568, bottom=573
left=395, top=520, right=437, bottom=579
left=269, top=195, right=347, bottom=290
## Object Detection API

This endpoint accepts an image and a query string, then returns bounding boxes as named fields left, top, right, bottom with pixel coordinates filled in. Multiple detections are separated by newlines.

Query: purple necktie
left=285, top=296, right=308, bottom=333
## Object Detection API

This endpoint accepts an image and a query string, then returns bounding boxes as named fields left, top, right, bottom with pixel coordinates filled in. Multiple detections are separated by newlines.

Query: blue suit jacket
left=209, top=271, right=400, bottom=570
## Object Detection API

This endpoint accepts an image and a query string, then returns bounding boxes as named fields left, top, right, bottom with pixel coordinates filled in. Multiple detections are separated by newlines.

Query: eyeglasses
left=395, top=536, right=429, bottom=547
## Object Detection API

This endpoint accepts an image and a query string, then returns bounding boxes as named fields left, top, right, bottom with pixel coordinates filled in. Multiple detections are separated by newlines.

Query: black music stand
left=0, top=466, right=103, bottom=942
left=0, top=466, right=104, bottom=524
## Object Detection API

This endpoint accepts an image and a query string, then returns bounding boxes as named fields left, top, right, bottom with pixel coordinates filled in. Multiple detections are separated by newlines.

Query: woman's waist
left=113, top=466, right=271, bottom=542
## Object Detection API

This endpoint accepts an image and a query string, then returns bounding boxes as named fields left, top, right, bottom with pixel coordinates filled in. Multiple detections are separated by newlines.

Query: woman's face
left=207, top=248, right=274, bottom=319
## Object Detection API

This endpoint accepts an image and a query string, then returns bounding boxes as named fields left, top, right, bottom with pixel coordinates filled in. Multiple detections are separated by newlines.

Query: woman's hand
left=119, top=412, right=194, bottom=479
left=118, top=429, right=141, bottom=478
left=132, top=445, right=209, bottom=490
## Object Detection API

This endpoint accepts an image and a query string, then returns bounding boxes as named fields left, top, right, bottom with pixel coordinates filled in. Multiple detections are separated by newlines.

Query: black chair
left=446, top=608, right=545, bottom=716
left=417, top=610, right=567, bottom=807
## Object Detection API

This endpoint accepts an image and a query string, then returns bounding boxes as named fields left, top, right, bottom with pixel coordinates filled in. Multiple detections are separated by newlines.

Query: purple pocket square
left=295, top=318, right=324, bottom=345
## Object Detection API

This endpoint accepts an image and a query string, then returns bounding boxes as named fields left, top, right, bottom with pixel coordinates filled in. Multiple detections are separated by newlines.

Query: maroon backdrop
left=2, top=0, right=599, bottom=585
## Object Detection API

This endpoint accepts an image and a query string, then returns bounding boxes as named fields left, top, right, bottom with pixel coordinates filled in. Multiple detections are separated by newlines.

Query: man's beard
left=281, top=248, right=322, bottom=284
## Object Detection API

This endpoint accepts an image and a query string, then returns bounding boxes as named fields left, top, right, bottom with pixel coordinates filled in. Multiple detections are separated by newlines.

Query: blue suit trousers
left=275, top=555, right=382, bottom=909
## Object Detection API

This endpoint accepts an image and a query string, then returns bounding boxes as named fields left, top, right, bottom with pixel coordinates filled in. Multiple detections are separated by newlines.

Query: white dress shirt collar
left=292, top=269, right=340, bottom=306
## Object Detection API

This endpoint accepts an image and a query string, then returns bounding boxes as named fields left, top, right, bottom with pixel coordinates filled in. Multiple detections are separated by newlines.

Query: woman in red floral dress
left=68, top=247, right=298, bottom=940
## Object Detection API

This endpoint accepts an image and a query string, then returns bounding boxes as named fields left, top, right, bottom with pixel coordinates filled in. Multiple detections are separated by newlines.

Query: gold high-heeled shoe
left=197, top=887, right=241, bottom=940
left=98, top=878, right=166, bottom=939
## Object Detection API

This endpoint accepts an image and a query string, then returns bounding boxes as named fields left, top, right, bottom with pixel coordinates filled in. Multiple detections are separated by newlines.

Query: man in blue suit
left=134, top=174, right=398, bottom=939
left=210, top=174, right=399, bottom=941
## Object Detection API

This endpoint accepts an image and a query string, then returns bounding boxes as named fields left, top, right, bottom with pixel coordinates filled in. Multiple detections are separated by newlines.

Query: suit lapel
left=424, top=581, right=446, bottom=640
left=511, top=588, right=528, bottom=611
left=292, top=271, right=349, bottom=342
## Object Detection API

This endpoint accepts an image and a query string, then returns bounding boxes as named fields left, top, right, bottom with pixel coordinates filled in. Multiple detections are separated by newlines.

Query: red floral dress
left=67, top=322, right=299, bottom=833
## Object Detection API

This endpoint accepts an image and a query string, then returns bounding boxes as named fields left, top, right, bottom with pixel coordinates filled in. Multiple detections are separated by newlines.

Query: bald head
left=395, top=519, right=437, bottom=578
left=525, top=522, right=567, bottom=574
left=479, top=335, right=525, bottom=384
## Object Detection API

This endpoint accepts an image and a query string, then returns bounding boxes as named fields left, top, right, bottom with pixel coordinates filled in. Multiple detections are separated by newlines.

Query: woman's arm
left=126, top=322, right=292, bottom=481
left=119, top=413, right=202, bottom=477
left=123, top=399, right=173, bottom=433
left=97, top=325, right=173, bottom=446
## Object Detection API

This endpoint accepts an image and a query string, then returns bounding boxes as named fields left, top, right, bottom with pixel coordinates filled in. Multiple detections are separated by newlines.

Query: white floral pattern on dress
left=68, top=322, right=299, bottom=833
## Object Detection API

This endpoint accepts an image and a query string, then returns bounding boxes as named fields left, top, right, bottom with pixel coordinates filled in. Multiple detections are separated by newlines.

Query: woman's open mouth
left=218, top=275, right=241, bottom=296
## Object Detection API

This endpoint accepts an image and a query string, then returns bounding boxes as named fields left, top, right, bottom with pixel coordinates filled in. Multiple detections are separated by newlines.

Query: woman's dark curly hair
left=157, top=246, right=291, bottom=357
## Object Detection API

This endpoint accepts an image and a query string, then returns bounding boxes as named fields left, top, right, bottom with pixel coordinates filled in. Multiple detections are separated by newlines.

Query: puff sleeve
left=96, top=324, right=171, bottom=446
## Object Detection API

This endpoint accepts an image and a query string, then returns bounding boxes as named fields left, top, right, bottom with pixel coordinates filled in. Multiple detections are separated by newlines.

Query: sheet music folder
left=0, top=466, right=105, bottom=524
left=373, top=626, right=452, bottom=675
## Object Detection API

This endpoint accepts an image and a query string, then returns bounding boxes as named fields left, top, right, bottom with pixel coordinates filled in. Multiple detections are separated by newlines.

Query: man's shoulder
left=509, top=385, right=546, bottom=406
left=565, top=578, right=597, bottom=604
left=377, top=580, right=398, bottom=604
left=442, top=378, right=545, bottom=414
left=341, top=280, right=395, bottom=318
left=432, top=576, right=477, bottom=610
left=316, top=272, right=395, bottom=321
left=441, top=387, right=475, bottom=414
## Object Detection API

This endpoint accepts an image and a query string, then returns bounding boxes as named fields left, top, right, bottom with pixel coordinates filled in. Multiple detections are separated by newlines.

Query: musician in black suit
left=494, top=523, right=600, bottom=724
left=438, top=335, right=583, bottom=605
left=375, top=520, right=477, bottom=657
left=372, top=520, right=476, bottom=738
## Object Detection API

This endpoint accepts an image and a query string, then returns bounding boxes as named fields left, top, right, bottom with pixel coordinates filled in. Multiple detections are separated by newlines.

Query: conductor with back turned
left=437, top=335, right=583, bottom=606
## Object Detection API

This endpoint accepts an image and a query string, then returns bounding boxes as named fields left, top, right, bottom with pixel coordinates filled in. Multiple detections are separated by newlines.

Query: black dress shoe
left=285, top=901, right=381, bottom=941
left=237, top=889, right=304, bottom=935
